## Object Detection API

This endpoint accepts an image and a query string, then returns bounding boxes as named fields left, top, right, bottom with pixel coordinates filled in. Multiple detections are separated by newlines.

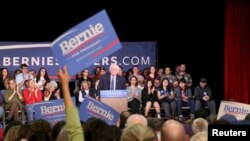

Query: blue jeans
left=25, top=104, right=34, bottom=122
left=176, top=99, right=195, bottom=116
left=0, top=106, right=3, bottom=118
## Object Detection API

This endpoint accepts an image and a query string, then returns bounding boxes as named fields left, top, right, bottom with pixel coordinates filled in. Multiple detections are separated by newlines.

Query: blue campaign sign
left=79, top=95, right=119, bottom=125
left=51, top=9, right=123, bottom=76
left=33, top=98, right=76, bottom=125
left=100, top=90, right=128, bottom=98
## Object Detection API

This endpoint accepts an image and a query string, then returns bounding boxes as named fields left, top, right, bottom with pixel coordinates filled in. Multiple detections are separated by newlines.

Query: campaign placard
left=217, top=101, right=250, bottom=120
left=79, top=95, right=119, bottom=125
left=33, top=98, right=76, bottom=126
left=51, top=9, right=123, bottom=76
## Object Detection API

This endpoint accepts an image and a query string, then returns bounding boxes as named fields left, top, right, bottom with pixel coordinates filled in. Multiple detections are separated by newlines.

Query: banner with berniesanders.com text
left=217, top=101, right=250, bottom=120
left=51, top=9, right=123, bottom=76
left=79, top=95, right=119, bottom=125
left=0, top=41, right=155, bottom=78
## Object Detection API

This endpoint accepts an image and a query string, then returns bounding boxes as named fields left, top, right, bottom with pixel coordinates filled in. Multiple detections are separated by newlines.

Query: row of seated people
left=0, top=78, right=61, bottom=124
left=75, top=75, right=216, bottom=120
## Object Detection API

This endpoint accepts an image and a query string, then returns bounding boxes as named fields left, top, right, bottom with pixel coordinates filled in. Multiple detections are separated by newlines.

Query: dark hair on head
left=16, top=124, right=31, bottom=141
left=119, top=111, right=132, bottom=129
left=51, top=121, right=66, bottom=141
left=147, top=117, right=164, bottom=131
left=109, top=125, right=122, bottom=141
left=20, top=63, right=28, bottom=68
left=129, top=76, right=138, bottom=86
left=178, top=78, right=186, bottom=84
left=245, top=113, right=250, bottom=120
left=28, top=119, right=52, bottom=141
left=84, top=117, right=112, bottom=141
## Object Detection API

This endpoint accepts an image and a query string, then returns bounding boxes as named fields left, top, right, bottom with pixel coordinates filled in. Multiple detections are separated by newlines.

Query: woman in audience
left=57, top=66, right=84, bottom=141
left=0, top=68, right=9, bottom=90
left=77, top=80, right=96, bottom=107
left=142, top=79, right=161, bottom=118
left=4, top=78, right=24, bottom=123
left=145, top=65, right=160, bottom=82
left=127, top=76, right=141, bottom=114
left=35, top=67, right=51, bottom=92
left=43, top=80, right=61, bottom=101
left=23, top=79, right=43, bottom=122
left=157, top=78, right=176, bottom=118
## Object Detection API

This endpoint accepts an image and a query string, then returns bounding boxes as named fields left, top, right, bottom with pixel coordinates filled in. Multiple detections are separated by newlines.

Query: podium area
left=100, top=90, right=128, bottom=114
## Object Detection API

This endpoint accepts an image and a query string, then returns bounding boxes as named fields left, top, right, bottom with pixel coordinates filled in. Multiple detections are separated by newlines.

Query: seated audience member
left=161, top=119, right=187, bottom=141
left=190, top=131, right=208, bottom=141
left=35, top=67, right=51, bottom=92
left=57, top=66, right=84, bottom=141
left=15, top=63, right=32, bottom=90
left=0, top=67, right=9, bottom=90
left=161, top=66, right=176, bottom=86
left=142, top=79, right=161, bottom=118
left=43, top=80, right=61, bottom=101
left=4, top=78, right=24, bottom=123
left=77, top=80, right=96, bottom=107
left=23, top=79, right=43, bottom=122
left=194, top=78, right=216, bottom=115
left=128, top=65, right=144, bottom=82
left=121, top=124, right=157, bottom=141
left=157, top=78, right=176, bottom=118
left=127, top=76, right=141, bottom=114
left=73, top=72, right=82, bottom=94
left=125, top=114, right=148, bottom=127
left=77, top=69, right=93, bottom=89
left=175, top=78, right=195, bottom=119
left=176, top=64, right=193, bottom=88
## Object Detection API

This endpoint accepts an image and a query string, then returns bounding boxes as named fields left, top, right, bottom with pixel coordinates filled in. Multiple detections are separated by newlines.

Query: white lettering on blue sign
left=40, top=104, right=65, bottom=115
left=86, top=101, right=114, bottom=120
left=60, top=23, right=104, bottom=55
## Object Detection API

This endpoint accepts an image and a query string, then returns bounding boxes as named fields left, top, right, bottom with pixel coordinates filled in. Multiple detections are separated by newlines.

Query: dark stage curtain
left=224, top=0, right=250, bottom=103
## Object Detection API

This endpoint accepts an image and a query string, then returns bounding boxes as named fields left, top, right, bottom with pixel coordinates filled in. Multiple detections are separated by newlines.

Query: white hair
left=45, top=80, right=58, bottom=89
left=109, top=63, right=120, bottom=71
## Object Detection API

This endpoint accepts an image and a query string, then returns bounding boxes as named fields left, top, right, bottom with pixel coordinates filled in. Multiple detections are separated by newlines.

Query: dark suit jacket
left=76, top=88, right=96, bottom=107
left=96, top=72, right=126, bottom=96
